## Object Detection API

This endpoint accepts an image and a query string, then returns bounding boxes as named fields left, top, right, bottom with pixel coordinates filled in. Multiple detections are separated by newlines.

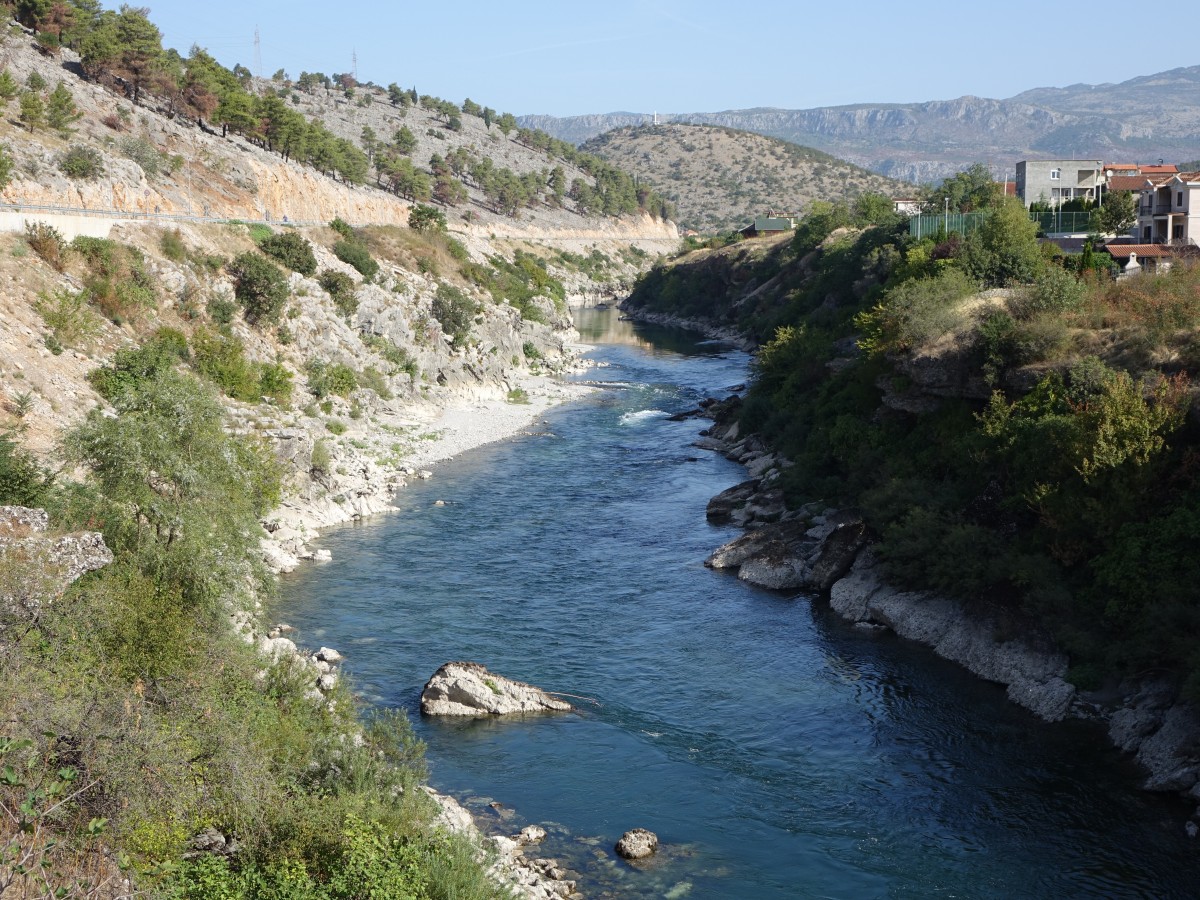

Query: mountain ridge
left=520, top=64, right=1200, bottom=182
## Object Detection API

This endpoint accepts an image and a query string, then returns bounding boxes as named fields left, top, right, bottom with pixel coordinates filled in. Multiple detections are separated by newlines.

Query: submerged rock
left=420, top=661, right=572, bottom=716
left=615, top=828, right=658, bottom=860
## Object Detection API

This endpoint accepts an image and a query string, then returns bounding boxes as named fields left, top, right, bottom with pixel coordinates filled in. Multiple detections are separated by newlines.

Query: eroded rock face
left=615, top=828, right=658, bottom=860
left=420, top=662, right=572, bottom=716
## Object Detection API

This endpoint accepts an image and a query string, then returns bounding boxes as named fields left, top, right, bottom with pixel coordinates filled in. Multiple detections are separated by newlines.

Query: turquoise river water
left=277, top=308, right=1195, bottom=899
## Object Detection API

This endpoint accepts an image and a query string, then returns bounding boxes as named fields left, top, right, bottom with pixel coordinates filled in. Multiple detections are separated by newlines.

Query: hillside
left=521, top=64, right=1200, bottom=182
left=580, top=123, right=904, bottom=233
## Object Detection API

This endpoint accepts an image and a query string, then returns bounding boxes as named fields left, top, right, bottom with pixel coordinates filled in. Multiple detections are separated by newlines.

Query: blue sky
left=141, top=1, right=1198, bottom=117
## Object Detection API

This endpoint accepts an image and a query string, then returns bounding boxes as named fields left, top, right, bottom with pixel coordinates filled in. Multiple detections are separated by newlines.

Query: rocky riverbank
left=689, top=398, right=1200, bottom=826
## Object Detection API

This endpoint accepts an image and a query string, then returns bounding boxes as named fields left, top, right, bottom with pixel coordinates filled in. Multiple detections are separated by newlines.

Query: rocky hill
left=580, top=123, right=904, bottom=233
left=0, top=13, right=688, bottom=560
left=521, top=64, right=1200, bottom=182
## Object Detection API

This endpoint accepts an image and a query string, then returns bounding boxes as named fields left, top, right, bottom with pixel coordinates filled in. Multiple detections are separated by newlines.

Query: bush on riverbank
left=628, top=184, right=1200, bottom=696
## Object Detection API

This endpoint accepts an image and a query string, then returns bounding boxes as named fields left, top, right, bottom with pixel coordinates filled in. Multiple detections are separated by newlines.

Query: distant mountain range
left=520, top=66, right=1200, bottom=183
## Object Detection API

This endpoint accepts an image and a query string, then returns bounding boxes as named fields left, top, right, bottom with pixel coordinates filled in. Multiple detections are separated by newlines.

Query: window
left=1050, top=168, right=1061, bottom=180
left=1174, top=223, right=1184, bottom=239
left=1144, top=225, right=1152, bottom=240
left=1178, top=191, right=1185, bottom=207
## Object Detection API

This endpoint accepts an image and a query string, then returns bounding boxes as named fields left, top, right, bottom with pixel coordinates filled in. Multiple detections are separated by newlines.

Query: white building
left=1136, top=172, right=1200, bottom=245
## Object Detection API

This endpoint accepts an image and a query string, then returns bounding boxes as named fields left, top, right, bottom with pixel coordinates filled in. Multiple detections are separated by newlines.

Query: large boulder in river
left=615, top=828, right=659, bottom=860
left=420, top=662, right=572, bottom=716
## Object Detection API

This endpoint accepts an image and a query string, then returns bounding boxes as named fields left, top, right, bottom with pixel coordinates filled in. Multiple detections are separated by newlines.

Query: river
left=277, top=308, right=1194, bottom=899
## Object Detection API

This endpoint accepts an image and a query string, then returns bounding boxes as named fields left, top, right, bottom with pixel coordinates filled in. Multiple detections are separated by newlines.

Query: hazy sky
left=141, top=1, right=1197, bottom=117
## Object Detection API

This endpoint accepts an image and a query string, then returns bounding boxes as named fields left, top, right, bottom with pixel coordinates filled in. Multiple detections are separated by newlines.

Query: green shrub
left=70, top=237, right=157, bottom=322
left=258, top=361, right=294, bottom=406
left=318, top=269, right=358, bottom=317
left=325, top=419, right=347, bottom=434
left=246, top=222, right=273, bottom=244
left=0, top=430, right=52, bottom=506
left=118, top=136, right=170, bottom=176
left=259, top=231, right=317, bottom=276
left=357, top=366, right=393, bottom=400
left=507, top=387, right=529, bottom=403
left=34, top=287, right=101, bottom=350
left=431, top=283, right=478, bottom=348
left=207, top=294, right=237, bottom=325
left=25, top=221, right=65, bottom=270
left=88, top=328, right=189, bottom=401
left=332, top=240, right=379, bottom=281
left=408, top=203, right=446, bottom=233
left=229, top=252, right=289, bottom=325
left=1011, top=266, right=1086, bottom=320
left=306, top=359, right=358, bottom=398
left=361, top=333, right=418, bottom=378
left=160, top=228, right=187, bottom=262
left=191, top=328, right=261, bottom=402
left=57, top=144, right=104, bottom=179
left=856, top=267, right=976, bottom=354
left=310, top=438, right=332, bottom=475
left=329, top=217, right=354, bottom=239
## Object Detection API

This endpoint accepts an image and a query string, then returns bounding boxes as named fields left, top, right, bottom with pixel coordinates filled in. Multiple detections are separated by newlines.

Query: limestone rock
left=519, top=825, right=547, bottom=845
left=1135, top=705, right=1200, bottom=792
left=705, top=479, right=760, bottom=524
left=807, top=515, right=868, bottom=591
left=827, top=551, right=1076, bottom=721
left=420, top=662, right=572, bottom=716
left=615, top=828, right=658, bottom=860
left=705, top=520, right=810, bottom=571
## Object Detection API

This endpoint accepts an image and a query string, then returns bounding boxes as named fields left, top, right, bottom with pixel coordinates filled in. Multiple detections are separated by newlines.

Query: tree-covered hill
left=0, top=1, right=673, bottom=229
left=581, top=123, right=904, bottom=233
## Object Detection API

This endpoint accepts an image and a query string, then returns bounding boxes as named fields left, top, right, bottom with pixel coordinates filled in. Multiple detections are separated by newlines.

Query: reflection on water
left=573, top=306, right=738, bottom=358
left=277, top=308, right=1194, bottom=900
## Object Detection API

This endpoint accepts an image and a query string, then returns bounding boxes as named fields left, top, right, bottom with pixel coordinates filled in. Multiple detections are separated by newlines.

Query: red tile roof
left=1106, top=175, right=1149, bottom=192
left=1105, top=164, right=1138, bottom=171
left=1103, top=244, right=1174, bottom=258
left=1140, top=165, right=1179, bottom=174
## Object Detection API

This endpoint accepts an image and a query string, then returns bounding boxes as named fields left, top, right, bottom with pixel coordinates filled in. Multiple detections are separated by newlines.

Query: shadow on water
left=276, top=308, right=1196, bottom=900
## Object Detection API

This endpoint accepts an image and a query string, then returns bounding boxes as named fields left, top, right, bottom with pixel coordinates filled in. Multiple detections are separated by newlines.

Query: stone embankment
left=690, top=401, right=1200, bottom=820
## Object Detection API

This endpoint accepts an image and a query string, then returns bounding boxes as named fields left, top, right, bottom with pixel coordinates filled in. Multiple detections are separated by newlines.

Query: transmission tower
left=253, top=26, right=262, bottom=78
left=352, top=49, right=358, bottom=81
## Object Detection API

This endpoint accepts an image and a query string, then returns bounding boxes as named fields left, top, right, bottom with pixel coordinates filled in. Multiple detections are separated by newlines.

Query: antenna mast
left=253, top=26, right=262, bottom=78
left=352, top=49, right=358, bottom=82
